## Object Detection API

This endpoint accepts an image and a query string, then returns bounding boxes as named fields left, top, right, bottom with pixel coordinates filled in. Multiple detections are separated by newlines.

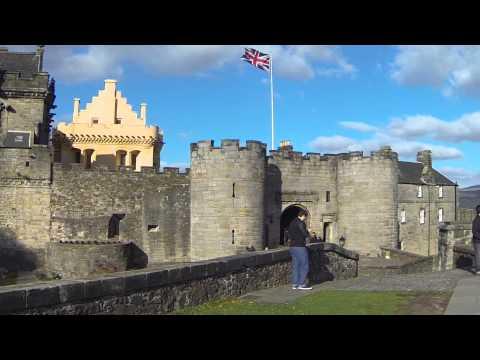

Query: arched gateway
left=279, top=204, right=310, bottom=246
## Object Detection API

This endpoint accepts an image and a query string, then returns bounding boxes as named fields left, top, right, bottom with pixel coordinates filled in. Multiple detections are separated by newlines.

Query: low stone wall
left=45, top=242, right=136, bottom=279
left=366, top=247, right=436, bottom=275
left=453, top=244, right=476, bottom=270
left=0, top=243, right=358, bottom=315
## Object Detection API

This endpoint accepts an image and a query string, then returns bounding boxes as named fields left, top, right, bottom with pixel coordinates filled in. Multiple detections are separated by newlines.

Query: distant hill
left=459, top=185, right=480, bottom=209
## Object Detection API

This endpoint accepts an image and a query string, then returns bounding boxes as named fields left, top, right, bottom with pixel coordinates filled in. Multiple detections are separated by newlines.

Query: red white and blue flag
left=241, top=48, right=271, bottom=71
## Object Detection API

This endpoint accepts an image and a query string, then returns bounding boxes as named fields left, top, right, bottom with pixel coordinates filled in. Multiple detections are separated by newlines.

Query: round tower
left=190, top=139, right=267, bottom=260
left=336, top=146, right=399, bottom=256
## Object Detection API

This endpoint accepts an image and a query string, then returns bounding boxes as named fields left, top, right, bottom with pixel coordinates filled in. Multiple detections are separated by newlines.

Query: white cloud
left=390, top=45, right=480, bottom=97
left=388, top=112, right=480, bottom=142
left=309, top=131, right=463, bottom=161
left=3, top=45, right=356, bottom=84
left=437, top=167, right=480, bottom=187
left=340, top=121, right=378, bottom=133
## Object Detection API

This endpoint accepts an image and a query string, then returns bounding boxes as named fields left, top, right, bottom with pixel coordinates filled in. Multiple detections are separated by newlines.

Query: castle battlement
left=268, top=146, right=398, bottom=164
left=52, top=162, right=190, bottom=177
left=191, top=139, right=267, bottom=157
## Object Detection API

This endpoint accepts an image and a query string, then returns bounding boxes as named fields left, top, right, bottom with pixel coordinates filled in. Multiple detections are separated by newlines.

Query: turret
left=190, top=139, right=267, bottom=260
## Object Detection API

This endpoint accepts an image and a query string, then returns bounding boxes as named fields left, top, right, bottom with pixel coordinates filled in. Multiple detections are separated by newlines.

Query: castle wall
left=0, top=146, right=52, bottom=271
left=190, top=140, right=266, bottom=260
left=266, top=151, right=338, bottom=247
left=50, top=164, right=190, bottom=264
left=336, top=150, right=399, bottom=256
left=398, top=183, right=456, bottom=256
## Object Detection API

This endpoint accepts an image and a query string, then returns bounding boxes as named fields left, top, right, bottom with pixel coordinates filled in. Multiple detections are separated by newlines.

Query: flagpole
left=270, top=55, right=274, bottom=152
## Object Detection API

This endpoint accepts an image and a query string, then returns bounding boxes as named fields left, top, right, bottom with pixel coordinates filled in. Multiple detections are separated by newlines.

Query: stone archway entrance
left=280, top=204, right=310, bottom=246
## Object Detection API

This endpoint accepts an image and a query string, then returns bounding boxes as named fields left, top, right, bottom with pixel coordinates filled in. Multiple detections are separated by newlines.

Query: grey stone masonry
left=190, top=140, right=267, bottom=260
left=0, top=243, right=359, bottom=315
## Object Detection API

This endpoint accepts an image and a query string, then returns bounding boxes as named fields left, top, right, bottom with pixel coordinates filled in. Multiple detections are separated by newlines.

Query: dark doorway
left=280, top=205, right=309, bottom=246
left=108, top=213, right=126, bottom=239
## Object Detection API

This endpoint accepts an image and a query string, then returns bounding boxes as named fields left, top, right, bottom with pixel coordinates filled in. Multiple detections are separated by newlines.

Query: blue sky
left=7, top=45, right=480, bottom=187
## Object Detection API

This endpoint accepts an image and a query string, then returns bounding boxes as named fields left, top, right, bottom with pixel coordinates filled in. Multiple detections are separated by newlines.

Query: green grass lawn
left=173, top=290, right=451, bottom=315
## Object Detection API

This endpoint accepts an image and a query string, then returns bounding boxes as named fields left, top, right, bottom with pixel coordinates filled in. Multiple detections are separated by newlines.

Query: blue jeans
left=289, top=247, right=309, bottom=286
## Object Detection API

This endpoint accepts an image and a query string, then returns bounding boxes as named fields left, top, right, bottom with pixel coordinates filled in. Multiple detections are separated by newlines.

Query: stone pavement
left=445, top=273, right=480, bottom=315
left=240, top=269, right=472, bottom=307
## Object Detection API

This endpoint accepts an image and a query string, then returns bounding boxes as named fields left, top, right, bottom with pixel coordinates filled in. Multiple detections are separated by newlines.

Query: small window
left=417, top=186, right=423, bottom=198
left=91, top=117, right=99, bottom=124
left=232, top=229, right=235, bottom=244
left=25, top=161, right=29, bottom=167
left=326, top=191, right=331, bottom=203
left=115, top=118, right=122, bottom=124
left=419, top=208, right=425, bottom=224
left=438, top=186, right=443, bottom=198
left=400, top=210, right=406, bottom=224
left=232, top=183, right=235, bottom=198
left=148, top=225, right=159, bottom=232
left=438, top=208, right=444, bottom=222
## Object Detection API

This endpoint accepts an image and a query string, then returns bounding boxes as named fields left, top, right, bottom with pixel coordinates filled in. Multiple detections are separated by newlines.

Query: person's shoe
left=475, top=270, right=480, bottom=275
left=298, top=285, right=313, bottom=290
left=292, top=285, right=298, bottom=290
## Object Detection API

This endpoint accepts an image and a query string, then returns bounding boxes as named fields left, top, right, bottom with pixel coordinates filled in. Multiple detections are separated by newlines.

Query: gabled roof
left=398, top=161, right=456, bottom=186
left=0, top=50, right=40, bottom=74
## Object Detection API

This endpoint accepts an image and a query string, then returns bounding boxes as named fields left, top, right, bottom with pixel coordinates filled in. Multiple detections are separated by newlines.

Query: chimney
left=140, top=103, right=147, bottom=124
left=417, top=150, right=434, bottom=183
left=104, top=79, right=117, bottom=94
left=73, top=98, right=80, bottom=120
left=279, top=140, right=293, bottom=151
left=36, top=45, right=45, bottom=72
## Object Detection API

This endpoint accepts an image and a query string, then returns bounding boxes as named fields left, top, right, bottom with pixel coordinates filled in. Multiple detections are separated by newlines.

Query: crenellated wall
left=190, top=139, right=267, bottom=260
left=266, top=150, right=339, bottom=247
left=50, top=163, right=190, bottom=264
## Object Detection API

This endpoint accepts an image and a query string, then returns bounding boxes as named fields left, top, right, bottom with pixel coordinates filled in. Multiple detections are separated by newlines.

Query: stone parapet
left=0, top=243, right=359, bottom=314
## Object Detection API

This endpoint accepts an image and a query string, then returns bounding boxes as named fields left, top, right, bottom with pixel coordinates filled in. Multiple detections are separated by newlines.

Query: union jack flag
left=241, top=48, right=271, bottom=71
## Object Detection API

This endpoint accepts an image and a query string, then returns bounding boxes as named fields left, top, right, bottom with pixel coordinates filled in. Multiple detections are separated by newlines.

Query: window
left=417, top=186, right=423, bottom=198
left=115, top=118, right=122, bottom=124
left=131, top=151, right=140, bottom=171
left=401, top=210, right=406, bottom=224
left=439, top=208, right=444, bottom=222
left=439, top=186, right=443, bottom=198
left=326, top=191, right=331, bottom=202
left=148, top=225, right=159, bottom=232
left=91, top=118, right=99, bottom=124
left=232, top=183, right=235, bottom=198
left=419, top=208, right=425, bottom=224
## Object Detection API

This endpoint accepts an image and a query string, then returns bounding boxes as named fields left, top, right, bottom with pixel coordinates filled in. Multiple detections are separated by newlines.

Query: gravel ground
left=315, top=269, right=472, bottom=292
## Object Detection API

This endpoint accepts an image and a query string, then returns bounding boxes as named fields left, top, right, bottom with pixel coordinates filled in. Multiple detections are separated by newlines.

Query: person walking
left=473, top=205, right=480, bottom=274
left=287, top=210, right=312, bottom=290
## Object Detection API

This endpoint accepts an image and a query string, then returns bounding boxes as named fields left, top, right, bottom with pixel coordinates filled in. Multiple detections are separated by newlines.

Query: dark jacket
left=287, top=217, right=310, bottom=247
left=473, top=215, right=480, bottom=243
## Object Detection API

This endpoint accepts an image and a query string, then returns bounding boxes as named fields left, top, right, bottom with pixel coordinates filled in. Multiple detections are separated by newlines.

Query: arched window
left=116, top=150, right=127, bottom=167
left=419, top=208, right=425, bottom=224
left=130, top=150, right=140, bottom=171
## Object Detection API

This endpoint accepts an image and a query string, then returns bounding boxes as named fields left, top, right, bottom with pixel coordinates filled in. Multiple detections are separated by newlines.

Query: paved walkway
left=241, top=270, right=474, bottom=311
left=445, top=273, right=480, bottom=315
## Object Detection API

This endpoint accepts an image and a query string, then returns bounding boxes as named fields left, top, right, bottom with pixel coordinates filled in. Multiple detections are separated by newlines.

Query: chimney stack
left=36, top=45, right=45, bottom=72
left=140, top=103, right=147, bottom=124
left=104, top=79, right=117, bottom=94
left=279, top=140, right=293, bottom=151
left=417, top=150, right=434, bottom=183
left=73, top=98, right=80, bottom=120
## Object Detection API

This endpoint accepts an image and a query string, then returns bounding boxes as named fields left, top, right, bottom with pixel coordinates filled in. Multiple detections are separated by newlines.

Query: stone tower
left=336, top=146, right=399, bottom=256
left=190, top=139, right=267, bottom=260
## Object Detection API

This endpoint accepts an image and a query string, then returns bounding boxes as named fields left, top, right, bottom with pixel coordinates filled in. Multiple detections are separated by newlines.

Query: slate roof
left=0, top=49, right=40, bottom=74
left=398, top=161, right=456, bottom=186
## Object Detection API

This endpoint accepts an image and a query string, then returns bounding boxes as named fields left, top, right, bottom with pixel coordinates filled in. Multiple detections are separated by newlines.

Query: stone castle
left=0, top=46, right=459, bottom=279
